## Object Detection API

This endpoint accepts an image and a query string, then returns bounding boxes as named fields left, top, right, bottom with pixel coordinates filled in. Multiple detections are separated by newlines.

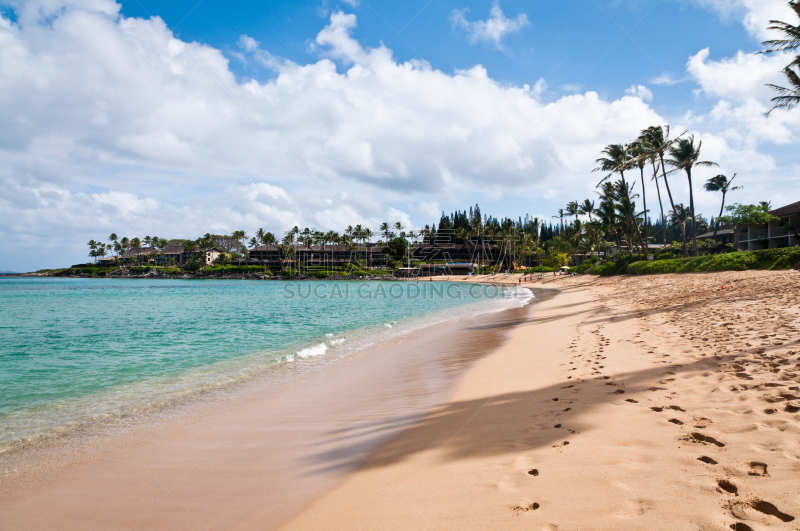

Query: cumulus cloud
left=0, top=0, right=796, bottom=271
left=451, top=1, right=529, bottom=48
left=625, top=85, right=654, bottom=103
left=682, top=0, right=796, bottom=41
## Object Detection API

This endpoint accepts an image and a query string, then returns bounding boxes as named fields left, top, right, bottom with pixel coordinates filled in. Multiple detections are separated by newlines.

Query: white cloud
left=625, top=84, right=654, bottom=103
left=682, top=0, right=796, bottom=41
left=237, top=34, right=260, bottom=53
left=451, top=1, right=529, bottom=49
left=687, top=48, right=792, bottom=102
left=0, top=0, right=797, bottom=271
left=650, top=72, right=681, bottom=85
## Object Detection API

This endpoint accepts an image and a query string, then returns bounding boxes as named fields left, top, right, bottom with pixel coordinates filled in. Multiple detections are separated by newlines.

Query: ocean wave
left=295, top=343, right=328, bottom=358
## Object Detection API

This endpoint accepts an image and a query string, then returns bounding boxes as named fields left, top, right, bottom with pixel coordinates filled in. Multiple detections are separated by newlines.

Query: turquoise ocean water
left=0, top=278, right=530, bottom=451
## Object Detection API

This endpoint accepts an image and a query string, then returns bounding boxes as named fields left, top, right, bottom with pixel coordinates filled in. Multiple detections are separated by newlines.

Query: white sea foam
left=295, top=343, right=328, bottom=358
left=329, top=338, right=345, bottom=345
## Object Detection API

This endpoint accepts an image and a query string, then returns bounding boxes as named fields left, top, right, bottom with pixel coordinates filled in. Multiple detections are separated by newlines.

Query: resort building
left=737, top=201, right=800, bottom=251
left=248, top=244, right=386, bottom=268
left=112, top=246, right=226, bottom=266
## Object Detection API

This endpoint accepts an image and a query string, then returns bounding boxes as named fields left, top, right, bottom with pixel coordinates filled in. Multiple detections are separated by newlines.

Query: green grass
left=626, top=248, right=800, bottom=275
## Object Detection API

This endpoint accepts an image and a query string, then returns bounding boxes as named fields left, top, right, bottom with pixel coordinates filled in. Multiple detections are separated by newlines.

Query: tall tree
left=665, top=135, right=718, bottom=256
left=565, top=201, right=580, bottom=226
left=553, top=209, right=565, bottom=234
left=641, top=126, right=688, bottom=256
left=704, top=174, right=743, bottom=240
left=593, top=144, right=646, bottom=257
left=629, top=140, right=652, bottom=258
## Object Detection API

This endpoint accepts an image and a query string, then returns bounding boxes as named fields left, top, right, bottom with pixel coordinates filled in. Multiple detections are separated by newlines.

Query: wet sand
left=281, top=271, right=800, bottom=530
left=0, top=289, right=545, bottom=529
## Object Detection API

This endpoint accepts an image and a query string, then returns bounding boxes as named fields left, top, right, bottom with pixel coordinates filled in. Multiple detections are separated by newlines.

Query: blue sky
left=119, top=0, right=754, bottom=112
left=0, top=0, right=798, bottom=271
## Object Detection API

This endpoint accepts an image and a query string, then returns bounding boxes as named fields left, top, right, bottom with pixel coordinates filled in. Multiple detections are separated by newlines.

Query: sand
left=281, top=271, right=800, bottom=530
left=3, top=271, right=799, bottom=530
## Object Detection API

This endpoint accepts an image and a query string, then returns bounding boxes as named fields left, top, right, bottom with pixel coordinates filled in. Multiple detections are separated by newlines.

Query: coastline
left=281, top=271, right=800, bottom=530
left=4, top=271, right=799, bottom=529
left=0, top=281, right=540, bottom=529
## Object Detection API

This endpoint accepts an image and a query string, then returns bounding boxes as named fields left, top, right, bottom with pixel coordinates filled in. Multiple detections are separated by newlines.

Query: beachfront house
left=737, top=201, right=800, bottom=251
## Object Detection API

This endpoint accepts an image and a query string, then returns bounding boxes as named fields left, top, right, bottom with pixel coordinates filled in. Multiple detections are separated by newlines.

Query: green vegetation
left=590, top=256, right=638, bottom=277
left=627, top=248, right=800, bottom=275
left=202, top=265, right=271, bottom=274
left=523, top=266, right=555, bottom=273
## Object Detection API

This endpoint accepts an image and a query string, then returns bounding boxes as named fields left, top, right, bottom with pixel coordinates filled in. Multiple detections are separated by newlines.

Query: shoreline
left=0, top=282, right=543, bottom=529
left=280, top=271, right=800, bottom=530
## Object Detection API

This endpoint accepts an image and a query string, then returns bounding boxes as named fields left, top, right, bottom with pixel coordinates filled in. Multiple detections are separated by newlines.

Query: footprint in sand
left=693, top=417, right=712, bottom=428
left=512, top=502, right=540, bottom=512
left=744, top=500, right=795, bottom=522
left=614, top=389, right=625, bottom=394
left=685, top=432, right=726, bottom=447
left=527, top=469, right=538, bottom=476
left=698, top=456, right=718, bottom=465
left=717, top=479, right=738, bottom=495
left=650, top=406, right=664, bottom=412
left=748, top=462, right=769, bottom=477
left=669, top=418, right=684, bottom=425
left=730, top=523, right=754, bottom=530
left=625, top=399, right=639, bottom=403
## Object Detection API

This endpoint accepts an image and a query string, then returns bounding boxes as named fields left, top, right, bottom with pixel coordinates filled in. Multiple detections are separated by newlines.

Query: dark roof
left=697, top=228, right=735, bottom=239
left=121, top=247, right=157, bottom=258
left=770, top=201, right=800, bottom=218
left=161, top=245, right=186, bottom=255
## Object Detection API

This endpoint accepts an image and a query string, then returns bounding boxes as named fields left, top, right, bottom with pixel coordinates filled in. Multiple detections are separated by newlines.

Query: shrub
left=524, top=266, right=554, bottom=273
left=627, top=248, right=800, bottom=275
left=310, top=271, right=329, bottom=278
left=590, top=256, right=637, bottom=277
left=574, top=257, right=600, bottom=274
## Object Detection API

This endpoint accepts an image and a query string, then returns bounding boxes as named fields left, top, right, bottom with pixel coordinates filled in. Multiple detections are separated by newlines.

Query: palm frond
left=766, top=60, right=800, bottom=115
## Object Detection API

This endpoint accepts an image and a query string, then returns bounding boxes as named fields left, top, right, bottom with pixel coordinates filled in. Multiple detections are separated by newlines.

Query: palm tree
left=760, top=1, right=800, bottom=113
left=670, top=204, right=694, bottom=246
left=630, top=140, right=652, bottom=258
left=594, top=144, right=646, bottom=257
left=565, top=201, right=580, bottom=226
left=767, top=58, right=800, bottom=113
left=380, top=222, right=394, bottom=241
left=704, top=174, right=743, bottom=240
left=130, top=237, right=142, bottom=265
left=641, top=126, right=687, bottom=256
left=665, top=135, right=718, bottom=256
left=760, top=1, right=800, bottom=54
left=553, top=209, right=565, bottom=234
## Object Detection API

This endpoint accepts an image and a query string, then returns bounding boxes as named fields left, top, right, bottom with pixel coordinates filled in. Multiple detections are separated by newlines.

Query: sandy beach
left=2, top=272, right=799, bottom=530
left=282, top=271, right=800, bottom=530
